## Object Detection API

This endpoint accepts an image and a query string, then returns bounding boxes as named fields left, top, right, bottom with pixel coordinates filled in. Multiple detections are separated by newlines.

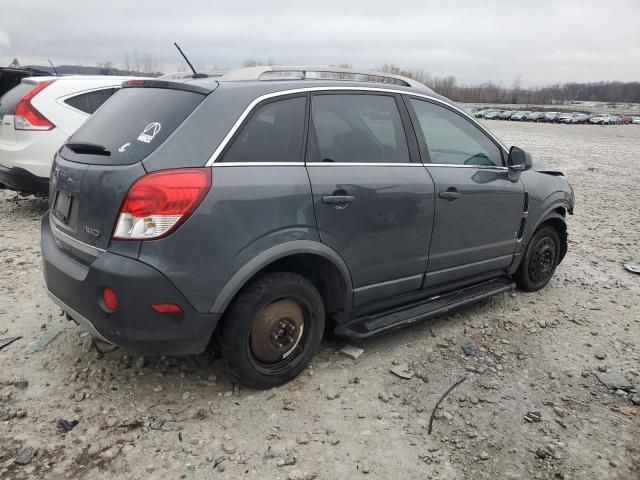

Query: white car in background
left=0, top=75, right=148, bottom=195
left=589, top=114, right=610, bottom=125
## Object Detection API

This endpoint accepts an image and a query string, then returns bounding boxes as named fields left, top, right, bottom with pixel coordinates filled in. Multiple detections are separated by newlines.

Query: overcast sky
left=1, top=1, right=639, bottom=86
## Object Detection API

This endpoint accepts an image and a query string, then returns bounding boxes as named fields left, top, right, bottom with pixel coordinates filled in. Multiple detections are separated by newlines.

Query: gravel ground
left=0, top=122, right=639, bottom=480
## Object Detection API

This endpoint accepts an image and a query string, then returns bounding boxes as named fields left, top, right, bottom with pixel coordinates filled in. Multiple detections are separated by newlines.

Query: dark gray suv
left=41, top=67, right=574, bottom=388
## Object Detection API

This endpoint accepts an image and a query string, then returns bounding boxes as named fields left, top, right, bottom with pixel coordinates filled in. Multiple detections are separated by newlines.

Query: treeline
left=378, top=64, right=640, bottom=104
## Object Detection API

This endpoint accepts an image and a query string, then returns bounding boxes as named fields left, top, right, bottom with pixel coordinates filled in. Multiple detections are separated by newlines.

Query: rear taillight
left=14, top=80, right=56, bottom=131
left=113, top=168, right=211, bottom=240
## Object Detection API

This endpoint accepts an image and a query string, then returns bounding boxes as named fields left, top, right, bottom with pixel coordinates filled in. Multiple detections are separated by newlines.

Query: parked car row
left=474, top=108, right=638, bottom=125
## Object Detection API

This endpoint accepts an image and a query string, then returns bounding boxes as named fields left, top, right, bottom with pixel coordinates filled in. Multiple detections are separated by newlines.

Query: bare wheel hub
left=250, top=299, right=305, bottom=363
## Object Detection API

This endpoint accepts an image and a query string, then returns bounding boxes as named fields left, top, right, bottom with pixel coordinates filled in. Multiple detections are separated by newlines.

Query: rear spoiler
left=121, top=79, right=214, bottom=95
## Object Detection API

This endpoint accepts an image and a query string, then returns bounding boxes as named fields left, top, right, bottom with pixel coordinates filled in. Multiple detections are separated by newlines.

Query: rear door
left=406, top=97, right=524, bottom=287
left=306, top=92, right=435, bottom=305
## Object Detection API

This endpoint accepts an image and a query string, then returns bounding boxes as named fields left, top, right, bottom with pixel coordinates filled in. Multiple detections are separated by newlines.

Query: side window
left=310, top=94, right=410, bottom=163
left=64, top=88, right=117, bottom=114
left=222, top=96, right=306, bottom=162
left=410, top=99, right=502, bottom=166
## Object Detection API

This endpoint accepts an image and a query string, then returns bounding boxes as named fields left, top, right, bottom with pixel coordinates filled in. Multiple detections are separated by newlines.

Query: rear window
left=0, top=72, right=28, bottom=98
left=0, top=82, right=34, bottom=117
left=64, top=88, right=117, bottom=114
left=63, top=87, right=205, bottom=165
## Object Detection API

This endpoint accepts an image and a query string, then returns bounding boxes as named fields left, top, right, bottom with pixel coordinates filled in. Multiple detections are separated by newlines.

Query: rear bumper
left=0, top=165, right=49, bottom=194
left=41, top=215, right=221, bottom=355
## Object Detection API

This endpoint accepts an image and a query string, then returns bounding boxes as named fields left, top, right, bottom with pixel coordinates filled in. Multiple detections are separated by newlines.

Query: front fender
left=210, top=240, right=353, bottom=314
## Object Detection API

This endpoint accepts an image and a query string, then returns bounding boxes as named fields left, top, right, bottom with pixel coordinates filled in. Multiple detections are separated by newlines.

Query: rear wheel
left=218, top=272, right=325, bottom=389
left=515, top=226, right=560, bottom=291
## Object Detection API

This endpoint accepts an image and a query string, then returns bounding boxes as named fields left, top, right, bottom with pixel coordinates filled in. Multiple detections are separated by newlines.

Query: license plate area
left=53, top=190, right=74, bottom=224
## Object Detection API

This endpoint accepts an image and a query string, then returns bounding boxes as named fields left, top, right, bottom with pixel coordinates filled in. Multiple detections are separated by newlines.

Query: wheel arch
left=210, top=241, right=353, bottom=323
left=531, top=207, right=569, bottom=264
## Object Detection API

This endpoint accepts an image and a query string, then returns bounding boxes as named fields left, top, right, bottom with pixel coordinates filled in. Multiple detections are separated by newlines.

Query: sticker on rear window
left=137, top=122, right=162, bottom=143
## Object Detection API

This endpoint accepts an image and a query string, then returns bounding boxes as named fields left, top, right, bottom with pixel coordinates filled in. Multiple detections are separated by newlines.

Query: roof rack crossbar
left=218, top=66, right=432, bottom=92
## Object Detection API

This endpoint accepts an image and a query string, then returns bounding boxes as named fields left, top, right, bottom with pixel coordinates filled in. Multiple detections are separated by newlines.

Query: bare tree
left=512, top=74, right=522, bottom=104
left=96, top=61, right=115, bottom=75
left=242, top=58, right=261, bottom=68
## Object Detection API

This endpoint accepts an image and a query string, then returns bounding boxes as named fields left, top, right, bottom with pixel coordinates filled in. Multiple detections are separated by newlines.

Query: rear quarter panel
left=137, top=165, right=319, bottom=313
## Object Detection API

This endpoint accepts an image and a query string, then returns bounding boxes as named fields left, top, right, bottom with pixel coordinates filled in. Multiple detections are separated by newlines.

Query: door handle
left=322, top=195, right=355, bottom=205
left=439, top=189, right=462, bottom=201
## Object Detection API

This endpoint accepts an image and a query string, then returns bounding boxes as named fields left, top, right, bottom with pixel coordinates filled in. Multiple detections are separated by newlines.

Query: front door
left=407, top=97, right=525, bottom=287
left=306, top=92, right=436, bottom=305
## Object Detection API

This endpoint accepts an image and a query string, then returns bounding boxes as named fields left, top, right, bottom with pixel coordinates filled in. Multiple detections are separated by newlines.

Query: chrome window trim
left=205, top=86, right=507, bottom=166
left=212, top=162, right=305, bottom=167
left=306, top=162, right=424, bottom=167
left=51, top=217, right=105, bottom=258
left=210, top=162, right=507, bottom=170
left=427, top=163, right=508, bottom=170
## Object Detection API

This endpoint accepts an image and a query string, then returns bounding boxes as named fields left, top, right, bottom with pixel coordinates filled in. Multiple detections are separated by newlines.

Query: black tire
left=218, top=272, right=325, bottom=389
left=515, top=226, right=561, bottom=292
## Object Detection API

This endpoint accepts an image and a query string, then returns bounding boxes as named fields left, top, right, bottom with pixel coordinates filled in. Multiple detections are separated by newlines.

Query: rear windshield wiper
left=66, top=142, right=111, bottom=156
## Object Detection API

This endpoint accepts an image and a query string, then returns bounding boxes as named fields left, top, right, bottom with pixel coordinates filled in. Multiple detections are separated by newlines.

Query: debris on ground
left=14, top=447, right=38, bottom=465
left=618, top=407, right=639, bottom=416
left=389, top=363, right=414, bottom=379
left=27, top=328, right=62, bottom=353
left=0, top=380, right=29, bottom=389
left=428, top=377, right=467, bottom=434
left=596, top=372, right=634, bottom=391
left=339, top=345, right=364, bottom=359
left=623, top=263, right=640, bottom=274
left=0, top=336, right=21, bottom=351
left=56, top=418, right=79, bottom=433
left=524, top=411, right=542, bottom=423
left=462, top=343, right=478, bottom=356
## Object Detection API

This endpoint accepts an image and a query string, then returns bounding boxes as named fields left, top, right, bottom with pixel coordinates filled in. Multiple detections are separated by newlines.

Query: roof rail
left=218, top=66, right=433, bottom=92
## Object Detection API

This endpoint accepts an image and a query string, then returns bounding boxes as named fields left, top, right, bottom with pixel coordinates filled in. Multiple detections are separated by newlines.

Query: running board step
left=335, top=277, right=515, bottom=339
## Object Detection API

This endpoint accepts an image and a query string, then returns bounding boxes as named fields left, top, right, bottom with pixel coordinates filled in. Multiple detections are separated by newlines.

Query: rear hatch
left=49, top=81, right=213, bottom=253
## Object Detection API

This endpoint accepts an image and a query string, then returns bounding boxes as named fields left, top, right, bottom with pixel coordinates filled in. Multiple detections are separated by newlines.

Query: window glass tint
left=410, top=99, right=502, bottom=166
left=66, top=87, right=204, bottom=165
left=222, top=97, right=306, bottom=162
left=310, top=94, right=410, bottom=163
left=0, top=82, right=34, bottom=117
left=64, top=88, right=116, bottom=114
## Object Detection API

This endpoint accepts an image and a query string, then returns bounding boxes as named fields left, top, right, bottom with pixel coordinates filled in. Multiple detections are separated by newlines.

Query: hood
left=533, top=160, right=565, bottom=176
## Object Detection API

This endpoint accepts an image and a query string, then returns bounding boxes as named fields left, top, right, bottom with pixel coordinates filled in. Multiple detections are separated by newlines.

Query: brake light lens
left=102, top=288, right=119, bottom=311
left=14, top=80, right=56, bottom=131
left=113, top=168, right=211, bottom=240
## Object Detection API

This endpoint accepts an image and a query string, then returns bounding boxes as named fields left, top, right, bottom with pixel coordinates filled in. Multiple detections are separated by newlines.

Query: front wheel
left=218, top=272, right=325, bottom=389
left=515, top=226, right=560, bottom=291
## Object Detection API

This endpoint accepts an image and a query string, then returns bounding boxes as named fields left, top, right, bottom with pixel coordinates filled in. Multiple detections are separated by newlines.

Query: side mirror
left=508, top=146, right=533, bottom=171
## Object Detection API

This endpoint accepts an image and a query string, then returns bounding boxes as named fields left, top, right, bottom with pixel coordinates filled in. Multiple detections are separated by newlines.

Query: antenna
left=48, top=59, right=58, bottom=76
left=173, top=42, right=207, bottom=79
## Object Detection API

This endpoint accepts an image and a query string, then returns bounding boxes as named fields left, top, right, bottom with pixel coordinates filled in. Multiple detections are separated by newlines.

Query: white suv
left=0, top=75, right=148, bottom=195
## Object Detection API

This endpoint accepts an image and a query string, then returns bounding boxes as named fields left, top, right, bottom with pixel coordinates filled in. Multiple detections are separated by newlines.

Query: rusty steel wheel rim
left=249, top=298, right=306, bottom=366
